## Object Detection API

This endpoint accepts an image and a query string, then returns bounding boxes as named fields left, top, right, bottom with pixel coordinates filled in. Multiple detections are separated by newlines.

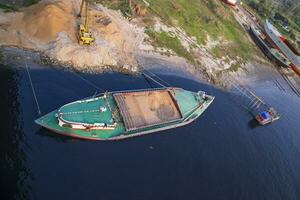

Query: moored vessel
left=248, top=25, right=291, bottom=68
left=35, top=87, right=214, bottom=140
left=264, top=19, right=300, bottom=75
left=255, top=107, right=280, bottom=126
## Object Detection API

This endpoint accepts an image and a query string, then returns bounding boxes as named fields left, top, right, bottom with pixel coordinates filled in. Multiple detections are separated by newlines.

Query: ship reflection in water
left=0, top=64, right=31, bottom=200
left=1, top=63, right=300, bottom=200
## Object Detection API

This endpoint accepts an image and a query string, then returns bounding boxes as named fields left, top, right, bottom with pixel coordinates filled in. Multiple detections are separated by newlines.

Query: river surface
left=1, top=60, right=300, bottom=200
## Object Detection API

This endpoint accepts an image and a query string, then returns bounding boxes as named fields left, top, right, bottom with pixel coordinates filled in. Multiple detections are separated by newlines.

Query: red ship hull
left=291, top=64, right=300, bottom=75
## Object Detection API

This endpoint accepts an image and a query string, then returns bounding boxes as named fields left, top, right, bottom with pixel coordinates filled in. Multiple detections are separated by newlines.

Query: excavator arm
left=84, top=1, right=88, bottom=32
left=78, top=0, right=85, bottom=18
left=78, top=0, right=94, bottom=45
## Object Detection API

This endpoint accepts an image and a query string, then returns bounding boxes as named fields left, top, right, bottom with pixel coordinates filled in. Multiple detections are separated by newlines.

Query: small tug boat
left=255, top=107, right=280, bottom=126
left=35, top=87, right=214, bottom=140
left=222, top=76, right=280, bottom=126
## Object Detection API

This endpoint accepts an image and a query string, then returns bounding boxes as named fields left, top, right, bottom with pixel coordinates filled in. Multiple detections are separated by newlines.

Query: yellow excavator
left=78, top=0, right=94, bottom=45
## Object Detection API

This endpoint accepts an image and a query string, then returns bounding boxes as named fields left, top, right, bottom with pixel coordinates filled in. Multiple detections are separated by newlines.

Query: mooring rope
left=70, top=71, right=105, bottom=92
left=17, top=31, right=42, bottom=116
left=142, top=72, right=166, bottom=88
left=142, top=73, right=154, bottom=88
left=143, top=69, right=172, bottom=87
left=25, top=58, right=42, bottom=116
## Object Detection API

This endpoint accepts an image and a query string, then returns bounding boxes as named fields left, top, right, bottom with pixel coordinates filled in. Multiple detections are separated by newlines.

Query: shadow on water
left=248, top=118, right=260, bottom=129
left=2, top=59, right=300, bottom=200
left=0, top=64, right=31, bottom=200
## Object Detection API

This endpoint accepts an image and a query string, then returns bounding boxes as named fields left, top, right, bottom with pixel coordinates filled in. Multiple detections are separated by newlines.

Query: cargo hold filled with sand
left=113, top=90, right=182, bottom=130
left=0, top=0, right=144, bottom=71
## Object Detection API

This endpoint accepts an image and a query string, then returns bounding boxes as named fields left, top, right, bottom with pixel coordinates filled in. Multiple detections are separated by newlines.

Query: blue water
left=1, top=63, right=300, bottom=200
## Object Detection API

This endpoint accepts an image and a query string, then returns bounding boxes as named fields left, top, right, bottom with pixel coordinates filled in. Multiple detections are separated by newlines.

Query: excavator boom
left=78, top=0, right=94, bottom=45
left=78, top=0, right=84, bottom=17
left=85, top=2, right=88, bottom=32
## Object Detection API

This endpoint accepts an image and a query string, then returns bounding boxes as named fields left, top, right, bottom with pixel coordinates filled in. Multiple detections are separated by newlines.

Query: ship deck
left=35, top=88, right=213, bottom=140
left=113, top=90, right=182, bottom=131
left=58, top=97, right=114, bottom=125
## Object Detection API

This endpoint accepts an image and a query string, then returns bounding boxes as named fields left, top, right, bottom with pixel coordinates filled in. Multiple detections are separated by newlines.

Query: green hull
left=35, top=87, right=214, bottom=140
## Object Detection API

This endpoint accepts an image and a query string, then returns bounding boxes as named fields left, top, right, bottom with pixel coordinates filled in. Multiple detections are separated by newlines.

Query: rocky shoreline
left=0, top=0, right=286, bottom=91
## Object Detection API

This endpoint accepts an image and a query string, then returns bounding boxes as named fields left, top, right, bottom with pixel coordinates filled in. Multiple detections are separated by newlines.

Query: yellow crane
left=78, top=0, right=94, bottom=45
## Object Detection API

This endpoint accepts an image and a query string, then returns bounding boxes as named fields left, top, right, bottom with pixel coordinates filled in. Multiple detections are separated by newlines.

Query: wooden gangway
left=220, top=76, right=280, bottom=124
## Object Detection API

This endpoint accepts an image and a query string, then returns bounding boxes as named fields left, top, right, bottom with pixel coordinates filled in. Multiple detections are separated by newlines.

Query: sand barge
left=0, top=0, right=143, bottom=71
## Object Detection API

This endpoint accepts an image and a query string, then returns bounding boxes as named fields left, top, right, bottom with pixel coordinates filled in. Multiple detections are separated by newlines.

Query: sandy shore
left=0, top=46, right=284, bottom=82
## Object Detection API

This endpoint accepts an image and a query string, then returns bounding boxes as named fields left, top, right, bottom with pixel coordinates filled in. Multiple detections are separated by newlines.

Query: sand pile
left=0, top=0, right=144, bottom=71
left=22, top=1, right=74, bottom=42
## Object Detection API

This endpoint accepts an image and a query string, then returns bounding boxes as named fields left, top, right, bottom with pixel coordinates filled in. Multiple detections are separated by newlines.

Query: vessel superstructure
left=249, top=25, right=291, bottom=68
left=264, top=19, right=300, bottom=75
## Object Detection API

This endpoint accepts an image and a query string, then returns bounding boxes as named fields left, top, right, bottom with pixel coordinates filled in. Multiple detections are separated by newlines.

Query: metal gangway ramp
left=220, top=76, right=274, bottom=117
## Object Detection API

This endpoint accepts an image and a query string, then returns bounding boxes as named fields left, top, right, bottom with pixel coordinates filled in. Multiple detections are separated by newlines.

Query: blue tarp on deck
left=260, top=111, right=270, bottom=119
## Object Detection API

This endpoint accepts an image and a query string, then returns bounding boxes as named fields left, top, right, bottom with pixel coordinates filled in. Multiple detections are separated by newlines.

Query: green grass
left=273, top=20, right=300, bottom=49
left=145, top=28, right=195, bottom=63
left=0, top=0, right=40, bottom=12
left=0, top=3, right=17, bottom=12
left=145, top=0, right=218, bottom=44
left=97, top=0, right=262, bottom=66
left=23, top=0, right=40, bottom=7
left=95, top=0, right=132, bottom=17
left=144, top=0, right=259, bottom=61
